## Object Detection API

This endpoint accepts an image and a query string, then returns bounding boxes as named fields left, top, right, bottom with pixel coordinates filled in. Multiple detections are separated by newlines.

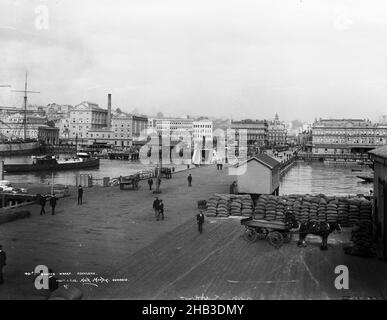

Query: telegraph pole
left=11, top=73, right=40, bottom=140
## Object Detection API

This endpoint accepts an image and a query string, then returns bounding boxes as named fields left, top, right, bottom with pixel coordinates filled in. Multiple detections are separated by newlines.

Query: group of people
left=38, top=194, right=58, bottom=216
left=152, top=197, right=165, bottom=221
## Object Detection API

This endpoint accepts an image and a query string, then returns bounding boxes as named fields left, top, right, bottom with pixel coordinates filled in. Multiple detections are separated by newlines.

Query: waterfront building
left=369, top=145, right=387, bottom=261
left=193, top=120, right=213, bottom=146
left=267, top=114, right=287, bottom=148
left=230, top=119, right=268, bottom=147
left=311, top=119, right=387, bottom=154
left=155, top=118, right=194, bottom=141
left=38, top=126, right=60, bottom=145
left=111, top=113, right=132, bottom=148
left=0, top=113, right=47, bottom=140
left=69, top=101, right=108, bottom=142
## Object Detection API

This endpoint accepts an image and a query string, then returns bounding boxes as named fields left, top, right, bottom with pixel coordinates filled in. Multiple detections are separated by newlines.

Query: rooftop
left=369, top=145, right=387, bottom=160
left=238, top=154, right=281, bottom=170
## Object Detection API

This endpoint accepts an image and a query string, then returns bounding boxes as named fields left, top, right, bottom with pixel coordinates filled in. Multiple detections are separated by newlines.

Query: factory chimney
left=107, top=93, right=112, bottom=129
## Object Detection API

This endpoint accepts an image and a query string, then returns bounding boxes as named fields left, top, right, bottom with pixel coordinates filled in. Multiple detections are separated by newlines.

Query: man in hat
left=78, top=185, right=84, bottom=205
left=159, top=200, right=165, bottom=221
left=153, top=197, right=160, bottom=220
left=39, top=194, right=47, bottom=215
left=50, top=194, right=57, bottom=215
left=196, top=211, right=205, bottom=234
left=0, top=245, right=6, bottom=284
left=187, top=174, right=193, bottom=187
left=148, top=178, right=154, bottom=191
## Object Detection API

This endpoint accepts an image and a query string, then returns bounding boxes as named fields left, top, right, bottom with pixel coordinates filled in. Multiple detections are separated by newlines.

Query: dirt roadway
left=0, top=165, right=234, bottom=299
left=88, top=218, right=387, bottom=300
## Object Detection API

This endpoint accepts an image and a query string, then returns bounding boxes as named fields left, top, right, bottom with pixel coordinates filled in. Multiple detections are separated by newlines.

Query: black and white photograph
left=0, top=0, right=387, bottom=307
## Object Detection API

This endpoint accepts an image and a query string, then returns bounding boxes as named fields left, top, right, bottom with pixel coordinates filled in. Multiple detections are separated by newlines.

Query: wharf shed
left=369, top=146, right=387, bottom=261
left=234, top=155, right=280, bottom=195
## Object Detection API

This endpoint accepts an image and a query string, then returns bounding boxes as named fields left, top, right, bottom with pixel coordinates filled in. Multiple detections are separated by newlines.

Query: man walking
left=196, top=211, right=205, bottom=234
left=159, top=200, right=165, bottom=221
left=50, top=194, right=57, bottom=215
left=153, top=197, right=160, bottom=220
left=78, top=185, right=83, bottom=205
left=0, top=245, right=6, bottom=285
left=188, top=174, right=193, bottom=187
left=39, top=194, right=47, bottom=215
left=148, top=178, right=153, bottom=191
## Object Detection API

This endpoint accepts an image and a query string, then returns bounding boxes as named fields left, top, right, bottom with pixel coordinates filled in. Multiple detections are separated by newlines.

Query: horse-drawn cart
left=241, top=217, right=298, bottom=248
left=119, top=174, right=140, bottom=190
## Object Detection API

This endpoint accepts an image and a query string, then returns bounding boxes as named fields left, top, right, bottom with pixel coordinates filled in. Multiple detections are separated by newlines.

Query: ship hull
left=4, top=158, right=100, bottom=173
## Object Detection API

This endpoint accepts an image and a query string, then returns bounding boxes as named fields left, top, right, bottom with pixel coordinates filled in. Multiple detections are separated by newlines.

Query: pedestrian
left=78, top=185, right=83, bottom=205
left=148, top=178, right=153, bottom=191
left=159, top=200, right=165, bottom=221
left=50, top=194, right=57, bottom=215
left=188, top=174, right=193, bottom=187
left=153, top=197, right=160, bottom=220
left=0, top=245, right=6, bottom=285
left=39, top=194, right=47, bottom=215
left=158, top=178, right=162, bottom=186
left=196, top=211, right=205, bottom=234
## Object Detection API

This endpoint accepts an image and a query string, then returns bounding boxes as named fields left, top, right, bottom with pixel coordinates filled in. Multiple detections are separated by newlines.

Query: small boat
left=351, top=169, right=363, bottom=172
left=4, top=153, right=99, bottom=173
left=356, top=174, right=374, bottom=183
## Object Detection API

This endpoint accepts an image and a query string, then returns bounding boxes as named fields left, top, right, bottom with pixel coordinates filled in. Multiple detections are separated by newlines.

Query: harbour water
left=1, top=156, right=374, bottom=195
left=280, top=161, right=373, bottom=196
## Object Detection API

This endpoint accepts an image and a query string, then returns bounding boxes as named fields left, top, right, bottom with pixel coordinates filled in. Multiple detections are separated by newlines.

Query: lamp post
left=154, top=133, right=162, bottom=194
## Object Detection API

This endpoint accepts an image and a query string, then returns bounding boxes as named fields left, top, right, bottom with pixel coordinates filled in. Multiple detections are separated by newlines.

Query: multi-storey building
left=230, top=119, right=268, bottom=147
left=54, top=118, right=70, bottom=140
left=0, top=113, right=47, bottom=139
left=111, top=113, right=132, bottom=148
left=193, top=120, right=213, bottom=146
left=69, top=101, right=108, bottom=142
left=267, top=114, right=287, bottom=147
left=155, top=118, right=193, bottom=141
left=311, top=119, right=387, bottom=154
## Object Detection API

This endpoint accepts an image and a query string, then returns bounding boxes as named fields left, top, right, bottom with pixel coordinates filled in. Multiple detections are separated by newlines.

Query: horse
left=297, top=221, right=342, bottom=250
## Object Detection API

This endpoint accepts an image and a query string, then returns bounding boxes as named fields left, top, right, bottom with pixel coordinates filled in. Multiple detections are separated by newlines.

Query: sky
left=1, top=0, right=387, bottom=122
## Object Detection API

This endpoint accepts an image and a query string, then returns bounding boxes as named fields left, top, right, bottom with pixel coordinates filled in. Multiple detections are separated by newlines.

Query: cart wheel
left=283, top=232, right=292, bottom=244
left=244, top=228, right=258, bottom=242
left=267, top=231, right=284, bottom=248
left=257, top=227, right=268, bottom=240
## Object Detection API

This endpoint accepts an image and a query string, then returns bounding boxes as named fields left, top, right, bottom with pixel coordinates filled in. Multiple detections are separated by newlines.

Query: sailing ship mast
left=11, top=73, right=40, bottom=140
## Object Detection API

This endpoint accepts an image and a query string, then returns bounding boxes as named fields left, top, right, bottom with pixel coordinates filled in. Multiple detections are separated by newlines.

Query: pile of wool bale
left=344, top=200, right=374, bottom=257
left=204, top=194, right=254, bottom=217
left=253, top=194, right=373, bottom=227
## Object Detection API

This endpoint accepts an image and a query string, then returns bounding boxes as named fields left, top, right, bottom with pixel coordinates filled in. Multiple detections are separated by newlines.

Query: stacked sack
left=308, top=197, right=319, bottom=223
left=293, top=198, right=302, bottom=223
left=337, top=199, right=350, bottom=227
left=275, top=199, right=286, bottom=223
left=265, top=196, right=277, bottom=221
left=299, top=199, right=310, bottom=223
left=205, top=195, right=219, bottom=217
left=254, top=195, right=267, bottom=219
left=348, top=199, right=361, bottom=226
left=216, top=194, right=230, bottom=217
left=241, top=195, right=254, bottom=217
left=230, top=196, right=243, bottom=216
left=317, top=198, right=327, bottom=223
left=344, top=198, right=374, bottom=257
left=326, top=200, right=339, bottom=224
